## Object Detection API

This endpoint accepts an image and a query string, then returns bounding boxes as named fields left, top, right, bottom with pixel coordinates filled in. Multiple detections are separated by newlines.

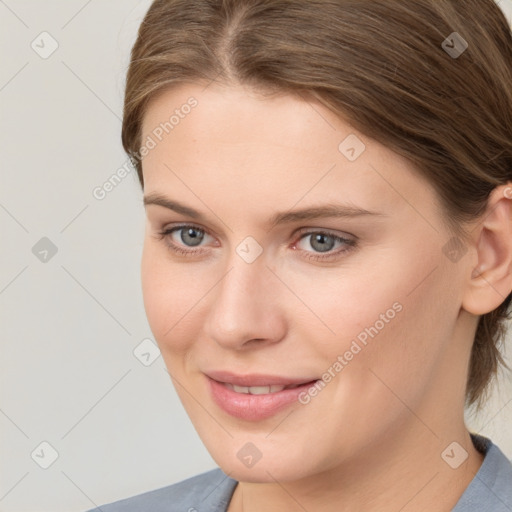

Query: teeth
left=232, top=385, right=250, bottom=393
left=246, top=385, right=271, bottom=395
left=227, top=384, right=287, bottom=394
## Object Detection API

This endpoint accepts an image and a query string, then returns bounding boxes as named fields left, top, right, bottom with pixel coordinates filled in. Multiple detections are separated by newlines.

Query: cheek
left=141, top=242, right=191, bottom=353
left=140, top=239, right=220, bottom=357
left=341, top=271, right=460, bottom=413
left=278, top=253, right=408, bottom=349
left=300, top=245, right=457, bottom=385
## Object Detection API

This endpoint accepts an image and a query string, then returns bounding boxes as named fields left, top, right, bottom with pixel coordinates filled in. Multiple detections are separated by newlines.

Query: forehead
left=140, top=82, right=439, bottom=226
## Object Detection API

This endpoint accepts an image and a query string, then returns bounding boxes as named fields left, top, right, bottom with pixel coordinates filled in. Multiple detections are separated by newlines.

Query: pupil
left=182, top=228, right=203, bottom=247
left=311, top=233, right=334, bottom=253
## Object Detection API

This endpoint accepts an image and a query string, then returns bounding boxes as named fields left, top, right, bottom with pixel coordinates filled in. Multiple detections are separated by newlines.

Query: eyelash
left=155, top=224, right=357, bottom=262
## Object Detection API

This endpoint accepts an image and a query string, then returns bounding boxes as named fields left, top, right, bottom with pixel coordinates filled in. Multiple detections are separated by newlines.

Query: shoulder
left=453, top=434, right=512, bottom=512
left=84, top=468, right=238, bottom=512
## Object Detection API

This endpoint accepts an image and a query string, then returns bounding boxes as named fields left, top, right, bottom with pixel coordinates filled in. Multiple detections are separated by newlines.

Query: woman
left=88, top=0, right=512, bottom=510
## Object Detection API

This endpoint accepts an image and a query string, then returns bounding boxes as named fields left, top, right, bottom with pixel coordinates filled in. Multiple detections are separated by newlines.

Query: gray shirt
left=87, top=434, right=512, bottom=511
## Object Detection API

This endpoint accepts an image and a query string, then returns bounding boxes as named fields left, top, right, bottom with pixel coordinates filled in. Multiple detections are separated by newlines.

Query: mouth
left=206, top=370, right=317, bottom=393
left=205, top=371, right=319, bottom=421
left=223, top=382, right=311, bottom=394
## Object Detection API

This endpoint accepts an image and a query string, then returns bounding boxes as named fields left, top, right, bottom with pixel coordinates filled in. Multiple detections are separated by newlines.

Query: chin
left=206, top=440, right=322, bottom=484
left=219, top=460, right=306, bottom=484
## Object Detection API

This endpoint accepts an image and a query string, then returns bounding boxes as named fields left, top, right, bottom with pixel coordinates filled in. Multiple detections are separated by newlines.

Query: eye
left=156, top=224, right=215, bottom=256
left=299, top=232, right=338, bottom=253
left=294, top=230, right=356, bottom=261
left=171, top=226, right=206, bottom=247
left=155, top=224, right=356, bottom=262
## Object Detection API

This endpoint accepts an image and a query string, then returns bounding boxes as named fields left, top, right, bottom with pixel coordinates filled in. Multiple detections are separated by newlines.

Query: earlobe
left=462, top=183, right=512, bottom=316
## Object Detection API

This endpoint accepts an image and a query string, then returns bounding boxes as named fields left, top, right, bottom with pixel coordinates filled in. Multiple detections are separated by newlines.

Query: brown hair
left=122, top=0, right=512, bottom=410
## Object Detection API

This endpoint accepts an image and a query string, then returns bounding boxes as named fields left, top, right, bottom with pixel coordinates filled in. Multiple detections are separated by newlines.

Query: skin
left=139, top=82, right=512, bottom=512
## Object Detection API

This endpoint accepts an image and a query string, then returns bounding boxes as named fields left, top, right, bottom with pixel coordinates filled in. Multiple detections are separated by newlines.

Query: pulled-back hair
left=122, top=0, right=512, bottom=410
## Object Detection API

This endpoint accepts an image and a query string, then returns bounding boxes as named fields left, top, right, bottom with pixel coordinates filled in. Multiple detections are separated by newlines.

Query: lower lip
left=207, top=377, right=318, bottom=421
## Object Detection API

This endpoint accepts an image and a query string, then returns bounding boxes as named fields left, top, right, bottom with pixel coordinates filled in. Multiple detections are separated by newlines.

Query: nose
left=203, top=255, right=287, bottom=350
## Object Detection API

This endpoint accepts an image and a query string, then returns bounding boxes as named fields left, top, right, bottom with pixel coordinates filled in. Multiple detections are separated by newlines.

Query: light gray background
left=1, top=1, right=511, bottom=511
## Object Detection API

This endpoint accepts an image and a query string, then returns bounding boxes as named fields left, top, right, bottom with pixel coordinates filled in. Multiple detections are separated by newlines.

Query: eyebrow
left=143, top=192, right=385, bottom=228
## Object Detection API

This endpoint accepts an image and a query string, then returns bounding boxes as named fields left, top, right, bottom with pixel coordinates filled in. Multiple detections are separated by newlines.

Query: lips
left=205, top=371, right=318, bottom=421
left=206, top=370, right=316, bottom=388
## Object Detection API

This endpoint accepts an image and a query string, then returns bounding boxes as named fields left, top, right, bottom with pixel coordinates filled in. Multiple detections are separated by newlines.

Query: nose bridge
left=203, top=250, right=284, bottom=348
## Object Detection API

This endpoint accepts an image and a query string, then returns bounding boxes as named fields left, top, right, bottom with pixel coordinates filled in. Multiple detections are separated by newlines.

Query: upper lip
left=205, top=370, right=317, bottom=387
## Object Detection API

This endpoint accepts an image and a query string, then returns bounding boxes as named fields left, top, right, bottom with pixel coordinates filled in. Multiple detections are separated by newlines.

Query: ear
left=462, top=183, right=512, bottom=315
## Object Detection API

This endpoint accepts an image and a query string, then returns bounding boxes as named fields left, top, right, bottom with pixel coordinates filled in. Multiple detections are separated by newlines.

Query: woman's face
left=140, top=82, right=474, bottom=482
